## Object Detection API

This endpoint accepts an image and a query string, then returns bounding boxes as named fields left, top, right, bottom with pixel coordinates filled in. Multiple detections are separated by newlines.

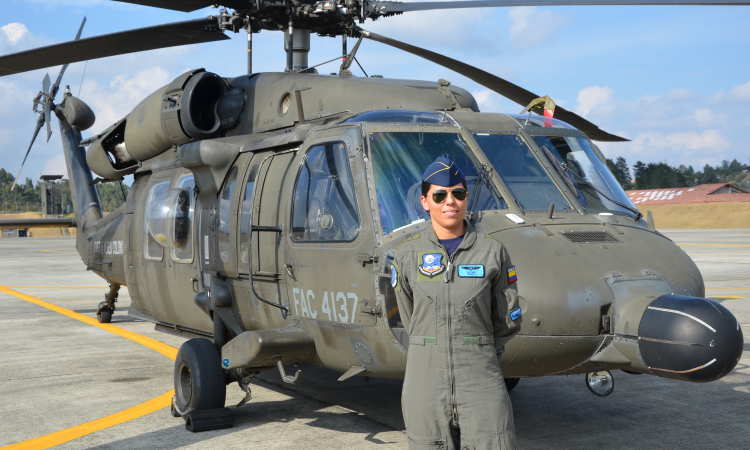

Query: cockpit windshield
left=532, top=135, right=638, bottom=217
left=473, top=134, right=572, bottom=211
left=369, top=132, right=507, bottom=236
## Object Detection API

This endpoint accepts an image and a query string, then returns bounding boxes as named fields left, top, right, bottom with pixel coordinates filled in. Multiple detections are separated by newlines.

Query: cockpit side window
left=143, top=179, right=170, bottom=261
left=218, top=166, right=238, bottom=264
left=474, top=134, right=572, bottom=211
left=291, top=142, right=360, bottom=242
left=369, top=132, right=507, bottom=236
left=532, top=135, right=637, bottom=216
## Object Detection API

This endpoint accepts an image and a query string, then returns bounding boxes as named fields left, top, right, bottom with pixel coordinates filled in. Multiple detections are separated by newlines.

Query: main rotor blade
left=52, top=17, right=87, bottom=96
left=0, top=18, right=229, bottom=78
left=45, top=106, right=53, bottom=142
left=370, top=0, right=750, bottom=14
left=110, top=0, right=249, bottom=12
left=42, top=73, right=50, bottom=94
left=11, top=120, right=44, bottom=192
left=362, top=30, right=627, bottom=141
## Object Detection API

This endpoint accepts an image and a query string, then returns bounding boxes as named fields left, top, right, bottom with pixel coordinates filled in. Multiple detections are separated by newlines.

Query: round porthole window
left=280, top=93, right=291, bottom=115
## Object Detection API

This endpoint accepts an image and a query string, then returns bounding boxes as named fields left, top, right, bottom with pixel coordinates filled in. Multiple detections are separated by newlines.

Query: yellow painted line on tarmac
left=3, top=286, right=124, bottom=289
left=1, top=391, right=175, bottom=450
left=712, top=296, right=746, bottom=299
left=0, top=286, right=177, bottom=450
left=676, top=243, right=750, bottom=248
left=41, top=249, right=78, bottom=253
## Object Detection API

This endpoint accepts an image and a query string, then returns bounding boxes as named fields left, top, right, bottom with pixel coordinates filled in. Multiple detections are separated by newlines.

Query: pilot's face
left=420, top=182, right=467, bottom=236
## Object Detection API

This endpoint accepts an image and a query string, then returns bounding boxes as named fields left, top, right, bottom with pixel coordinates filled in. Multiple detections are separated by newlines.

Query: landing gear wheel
left=504, top=378, right=520, bottom=392
left=97, top=308, right=112, bottom=323
left=174, top=338, right=227, bottom=415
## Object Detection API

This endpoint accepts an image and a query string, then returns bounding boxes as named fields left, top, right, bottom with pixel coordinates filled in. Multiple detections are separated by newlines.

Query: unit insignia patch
left=510, top=307, right=522, bottom=321
left=419, top=253, right=445, bottom=277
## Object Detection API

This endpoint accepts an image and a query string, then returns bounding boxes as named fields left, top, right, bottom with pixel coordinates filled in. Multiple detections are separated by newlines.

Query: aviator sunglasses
left=431, top=188, right=468, bottom=203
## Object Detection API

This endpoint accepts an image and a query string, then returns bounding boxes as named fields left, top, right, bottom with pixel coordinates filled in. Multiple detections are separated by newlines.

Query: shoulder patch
left=397, top=233, right=421, bottom=250
left=391, top=261, right=401, bottom=291
left=507, top=265, right=517, bottom=283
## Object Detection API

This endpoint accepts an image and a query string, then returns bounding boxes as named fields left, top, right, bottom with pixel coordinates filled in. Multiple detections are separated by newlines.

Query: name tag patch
left=510, top=307, right=522, bottom=321
left=458, top=265, right=484, bottom=278
left=507, top=266, right=517, bottom=283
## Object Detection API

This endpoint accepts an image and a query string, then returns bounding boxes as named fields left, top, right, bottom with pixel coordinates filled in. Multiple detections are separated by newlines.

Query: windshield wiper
left=566, top=167, right=643, bottom=222
left=468, top=162, right=490, bottom=213
left=540, top=145, right=642, bottom=221
left=540, top=145, right=580, bottom=195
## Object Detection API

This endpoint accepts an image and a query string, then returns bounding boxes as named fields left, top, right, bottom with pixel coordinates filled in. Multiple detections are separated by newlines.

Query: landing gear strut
left=97, top=283, right=119, bottom=323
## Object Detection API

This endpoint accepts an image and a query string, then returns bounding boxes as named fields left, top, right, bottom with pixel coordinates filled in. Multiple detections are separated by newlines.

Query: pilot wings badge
left=419, top=253, right=445, bottom=277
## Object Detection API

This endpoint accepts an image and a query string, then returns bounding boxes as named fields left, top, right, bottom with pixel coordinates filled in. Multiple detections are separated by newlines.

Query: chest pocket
left=410, top=283, right=439, bottom=340
left=462, top=275, right=495, bottom=339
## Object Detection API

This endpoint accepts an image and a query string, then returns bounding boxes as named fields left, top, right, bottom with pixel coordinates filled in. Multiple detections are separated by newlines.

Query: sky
left=1, top=0, right=749, bottom=185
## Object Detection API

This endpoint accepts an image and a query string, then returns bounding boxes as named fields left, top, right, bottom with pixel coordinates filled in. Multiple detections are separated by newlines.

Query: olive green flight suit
left=392, top=221, right=521, bottom=450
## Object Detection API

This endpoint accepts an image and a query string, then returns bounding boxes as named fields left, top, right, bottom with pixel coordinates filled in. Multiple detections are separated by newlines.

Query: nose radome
left=638, top=295, right=744, bottom=383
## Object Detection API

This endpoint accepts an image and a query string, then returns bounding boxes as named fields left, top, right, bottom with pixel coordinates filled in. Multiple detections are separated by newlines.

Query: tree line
left=605, top=157, right=750, bottom=191
left=0, top=168, right=129, bottom=214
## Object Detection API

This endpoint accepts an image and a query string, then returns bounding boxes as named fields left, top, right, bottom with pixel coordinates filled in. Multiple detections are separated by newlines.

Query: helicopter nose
left=638, top=295, right=743, bottom=383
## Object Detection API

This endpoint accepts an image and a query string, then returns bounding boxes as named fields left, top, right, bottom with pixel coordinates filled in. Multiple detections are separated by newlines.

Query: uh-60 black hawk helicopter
left=0, top=0, right=745, bottom=433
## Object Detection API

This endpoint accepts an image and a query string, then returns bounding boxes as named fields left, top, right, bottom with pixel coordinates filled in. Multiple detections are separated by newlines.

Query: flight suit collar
left=425, top=219, right=477, bottom=255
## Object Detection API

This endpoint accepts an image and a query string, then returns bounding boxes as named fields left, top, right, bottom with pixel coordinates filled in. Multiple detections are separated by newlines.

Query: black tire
left=174, top=338, right=226, bottom=413
left=505, top=378, right=520, bottom=392
left=97, top=308, right=112, bottom=324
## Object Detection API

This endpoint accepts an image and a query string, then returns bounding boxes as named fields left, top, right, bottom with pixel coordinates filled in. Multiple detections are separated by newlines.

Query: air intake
left=561, top=231, right=620, bottom=244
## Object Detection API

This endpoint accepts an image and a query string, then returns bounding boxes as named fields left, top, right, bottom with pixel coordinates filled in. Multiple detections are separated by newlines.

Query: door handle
left=357, top=254, right=379, bottom=267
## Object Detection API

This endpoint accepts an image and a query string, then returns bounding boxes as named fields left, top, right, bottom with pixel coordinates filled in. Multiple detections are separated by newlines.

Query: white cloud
left=665, top=88, right=695, bottom=101
left=83, top=67, right=172, bottom=132
left=693, top=108, right=714, bottom=127
left=713, top=80, right=750, bottom=103
left=2, top=23, right=28, bottom=45
left=575, top=86, right=614, bottom=117
left=42, top=154, right=68, bottom=177
left=631, top=130, right=730, bottom=155
left=473, top=89, right=503, bottom=112
left=508, top=7, right=569, bottom=49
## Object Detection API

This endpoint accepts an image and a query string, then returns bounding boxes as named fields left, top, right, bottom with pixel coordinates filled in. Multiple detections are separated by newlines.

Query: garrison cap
left=422, top=153, right=465, bottom=187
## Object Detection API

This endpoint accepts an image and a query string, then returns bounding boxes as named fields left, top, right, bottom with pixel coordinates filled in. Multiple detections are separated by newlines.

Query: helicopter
left=0, top=0, right=745, bottom=433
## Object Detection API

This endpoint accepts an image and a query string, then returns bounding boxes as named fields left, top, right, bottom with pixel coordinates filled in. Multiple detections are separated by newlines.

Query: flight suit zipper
left=440, top=244, right=461, bottom=427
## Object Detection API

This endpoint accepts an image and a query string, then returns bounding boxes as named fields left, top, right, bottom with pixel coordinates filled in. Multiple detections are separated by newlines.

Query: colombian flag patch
left=507, top=266, right=517, bottom=283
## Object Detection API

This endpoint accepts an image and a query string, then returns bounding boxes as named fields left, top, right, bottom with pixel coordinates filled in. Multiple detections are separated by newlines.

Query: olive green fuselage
left=77, top=72, right=707, bottom=381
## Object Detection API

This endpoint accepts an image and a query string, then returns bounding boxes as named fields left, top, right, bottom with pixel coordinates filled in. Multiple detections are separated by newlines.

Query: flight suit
left=392, top=221, right=521, bottom=450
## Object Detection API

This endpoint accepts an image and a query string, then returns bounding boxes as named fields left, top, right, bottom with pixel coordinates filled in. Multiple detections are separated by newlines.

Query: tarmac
left=1, top=229, right=748, bottom=449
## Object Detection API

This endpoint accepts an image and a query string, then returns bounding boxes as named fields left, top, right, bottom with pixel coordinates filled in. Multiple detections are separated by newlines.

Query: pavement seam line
left=0, top=286, right=178, bottom=450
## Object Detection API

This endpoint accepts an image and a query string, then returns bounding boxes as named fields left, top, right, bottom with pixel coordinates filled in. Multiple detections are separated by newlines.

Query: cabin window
left=171, top=174, right=195, bottom=263
left=291, top=142, right=360, bottom=242
left=369, top=132, right=507, bottom=236
left=474, top=134, right=573, bottom=211
left=143, top=179, right=170, bottom=261
left=239, top=163, right=259, bottom=269
left=218, top=166, right=238, bottom=263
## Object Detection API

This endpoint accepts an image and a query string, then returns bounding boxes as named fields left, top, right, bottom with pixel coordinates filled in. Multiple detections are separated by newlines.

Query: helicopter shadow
left=81, top=388, right=401, bottom=450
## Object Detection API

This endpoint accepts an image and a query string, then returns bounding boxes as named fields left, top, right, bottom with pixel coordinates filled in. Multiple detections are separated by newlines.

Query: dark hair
left=421, top=180, right=468, bottom=197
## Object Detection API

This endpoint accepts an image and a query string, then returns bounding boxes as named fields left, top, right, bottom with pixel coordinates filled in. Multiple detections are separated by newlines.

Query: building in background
left=39, top=175, right=64, bottom=217
left=626, top=183, right=750, bottom=206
